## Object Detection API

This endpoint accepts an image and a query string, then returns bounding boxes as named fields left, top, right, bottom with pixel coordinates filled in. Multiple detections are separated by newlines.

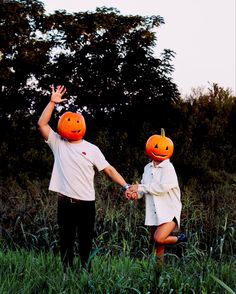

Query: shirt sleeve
left=45, top=129, right=60, bottom=153
left=138, top=172, right=145, bottom=198
left=138, top=165, right=179, bottom=196
left=93, top=146, right=110, bottom=171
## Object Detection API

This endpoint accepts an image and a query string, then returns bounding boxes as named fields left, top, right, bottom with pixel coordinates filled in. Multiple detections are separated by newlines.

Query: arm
left=38, top=85, right=67, bottom=140
left=127, top=166, right=178, bottom=197
left=103, top=165, right=140, bottom=200
left=138, top=166, right=178, bottom=195
left=102, top=165, right=128, bottom=188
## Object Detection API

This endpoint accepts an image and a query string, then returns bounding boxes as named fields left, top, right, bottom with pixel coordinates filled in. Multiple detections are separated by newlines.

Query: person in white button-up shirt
left=126, top=131, right=186, bottom=262
left=140, top=159, right=181, bottom=228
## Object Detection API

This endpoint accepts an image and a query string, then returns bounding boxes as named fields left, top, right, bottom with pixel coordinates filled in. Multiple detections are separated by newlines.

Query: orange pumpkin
left=57, top=111, right=86, bottom=141
left=146, top=128, right=174, bottom=162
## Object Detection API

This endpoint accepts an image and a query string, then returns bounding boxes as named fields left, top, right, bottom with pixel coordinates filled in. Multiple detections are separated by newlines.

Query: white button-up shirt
left=138, top=159, right=182, bottom=229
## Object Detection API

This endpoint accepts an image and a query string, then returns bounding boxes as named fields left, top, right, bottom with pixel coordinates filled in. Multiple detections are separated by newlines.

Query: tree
left=39, top=7, right=179, bottom=118
left=0, top=0, right=180, bottom=179
left=173, top=84, right=236, bottom=182
left=0, top=0, right=51, bottom=116
left=0, top=2, right=179, bottom=119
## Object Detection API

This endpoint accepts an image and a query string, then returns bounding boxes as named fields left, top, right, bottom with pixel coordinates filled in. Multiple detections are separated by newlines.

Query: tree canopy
left=0, top=0, right=179, bottom=120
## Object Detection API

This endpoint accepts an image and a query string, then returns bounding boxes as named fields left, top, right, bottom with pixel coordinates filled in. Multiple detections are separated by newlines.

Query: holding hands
left=125, top=184, right=140, bottom=200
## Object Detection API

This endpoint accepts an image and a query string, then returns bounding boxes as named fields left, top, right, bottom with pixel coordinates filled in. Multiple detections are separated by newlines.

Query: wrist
left=122, top=184, right=130, bottom=191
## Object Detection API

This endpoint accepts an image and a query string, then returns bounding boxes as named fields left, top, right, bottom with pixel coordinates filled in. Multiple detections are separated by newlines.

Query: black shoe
left=177, top=233, right=187, bottom=244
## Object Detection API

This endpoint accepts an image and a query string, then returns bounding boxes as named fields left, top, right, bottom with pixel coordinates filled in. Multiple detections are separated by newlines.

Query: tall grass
left=0, top=171, right=236, bottom=292
left=0, top=244, right=235, bottom=293
left=1, top=172, right=235, bottom=256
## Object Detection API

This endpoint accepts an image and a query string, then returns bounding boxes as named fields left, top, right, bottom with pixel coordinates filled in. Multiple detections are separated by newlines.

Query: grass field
left=1, top=175, right=236, bottom=293
left=0, top=241, right=235, bottom=294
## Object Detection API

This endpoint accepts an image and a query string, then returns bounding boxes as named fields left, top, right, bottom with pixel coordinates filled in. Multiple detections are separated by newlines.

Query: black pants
left=57, top=196, right=95, bottom=269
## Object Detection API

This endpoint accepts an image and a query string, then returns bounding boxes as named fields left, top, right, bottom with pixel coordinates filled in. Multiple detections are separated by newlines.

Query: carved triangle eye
left=166, top=146, right=169, bottom=150
left=154, top=144, right=158, bottom=149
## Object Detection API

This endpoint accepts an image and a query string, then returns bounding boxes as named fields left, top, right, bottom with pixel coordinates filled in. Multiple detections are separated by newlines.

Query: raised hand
left=50, top=85, right=67, bottom=104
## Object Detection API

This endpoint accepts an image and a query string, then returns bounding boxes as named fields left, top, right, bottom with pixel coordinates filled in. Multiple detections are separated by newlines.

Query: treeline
left=1, top=84, right=236, bottom=187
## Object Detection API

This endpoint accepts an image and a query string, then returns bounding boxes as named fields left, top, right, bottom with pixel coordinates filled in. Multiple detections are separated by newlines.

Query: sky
left=41, top=0, right=236, bottom=97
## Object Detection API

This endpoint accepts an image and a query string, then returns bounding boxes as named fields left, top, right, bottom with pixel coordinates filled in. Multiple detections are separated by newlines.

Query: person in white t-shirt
left=125, top=130, right=187, bottom=263
left=38, top=85, right=129, bottom=270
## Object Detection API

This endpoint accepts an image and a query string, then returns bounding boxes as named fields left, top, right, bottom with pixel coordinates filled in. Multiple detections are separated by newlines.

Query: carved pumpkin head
left=146, top=128, right=174, bottom=162
left=57, top=111, right=86, bottom=141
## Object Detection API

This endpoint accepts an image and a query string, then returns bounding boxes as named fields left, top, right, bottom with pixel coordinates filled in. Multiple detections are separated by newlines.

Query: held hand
left=50, top=85, right=67, bottom=104
left=129, top=184, right=139, bottom=193
left=125, top=189, right=138, bottom=200
left=125, top=184, right=139, bottom=200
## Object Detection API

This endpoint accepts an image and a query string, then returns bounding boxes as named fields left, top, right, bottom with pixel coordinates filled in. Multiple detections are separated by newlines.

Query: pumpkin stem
left=161, top=128, right=165, bottom=137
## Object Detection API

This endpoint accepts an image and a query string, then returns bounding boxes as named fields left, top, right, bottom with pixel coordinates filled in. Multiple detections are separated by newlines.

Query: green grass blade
left=210, top=274, right=236, bottom=294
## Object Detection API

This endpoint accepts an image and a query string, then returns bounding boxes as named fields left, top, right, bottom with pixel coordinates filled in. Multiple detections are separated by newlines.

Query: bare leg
left=154, top=221, right=177, bottom=245
left=155, top=245, right=165, bottom=264
left=154, top=221, right=177, bottom=262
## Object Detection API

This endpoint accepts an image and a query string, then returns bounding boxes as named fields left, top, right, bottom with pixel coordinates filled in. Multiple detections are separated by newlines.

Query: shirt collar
left=150, top=158, right=170, bottom=168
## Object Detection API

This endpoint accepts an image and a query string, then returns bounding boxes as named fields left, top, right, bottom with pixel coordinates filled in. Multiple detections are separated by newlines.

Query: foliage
left=173, top=84, right=236, bottom=179
left=0, top=247, right=235, bottom=293
left=0, top=0, right=49, bottom=115
left=0, top=0, right=179, bottom=119
left=1, top=172, right=235, bottom=257
left=0, top=0, right=181, bottom=182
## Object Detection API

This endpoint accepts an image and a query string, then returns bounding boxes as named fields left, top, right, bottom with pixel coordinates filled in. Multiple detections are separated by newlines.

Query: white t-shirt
left=46, top=129, right=110, bottom=200
left=138, top=159, right=182, bottom=229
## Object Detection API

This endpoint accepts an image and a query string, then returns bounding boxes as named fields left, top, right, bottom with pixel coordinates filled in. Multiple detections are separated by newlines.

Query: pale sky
left=42, top=0, right=236, bottom=97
